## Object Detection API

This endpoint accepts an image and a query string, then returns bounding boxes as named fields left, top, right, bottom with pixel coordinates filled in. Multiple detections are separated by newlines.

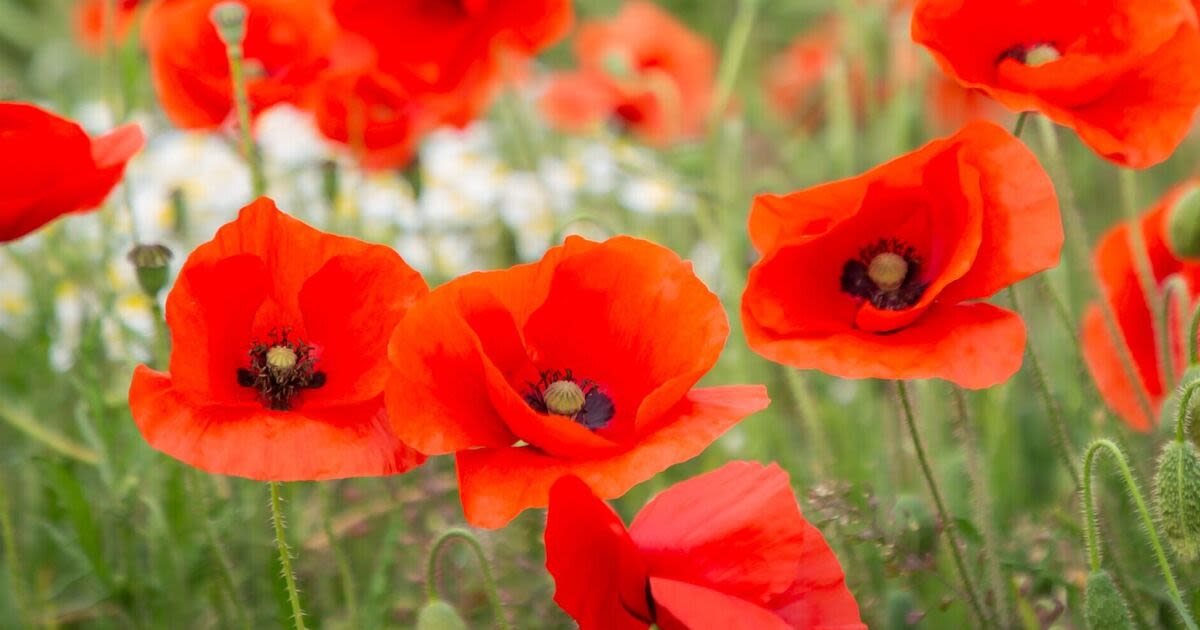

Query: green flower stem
left=1174, top=380, right=1200, bottom=444
left=1036, top=115, right=1156, bottom=424
left=0, top=474, right=28, bottom=627
left=709, top=0, right=760, bottom=126
left=323, top=510, right=360, bottom=630
left=1007, top=286, right=1082, bottom=489
left=1012, top=112, right=1028, bottom=138
left=426, top=528, right=509, bottom=630
left=1189, top=300, right=1200, bottom=366
left=192, top=473, right=250, bottom=630
left=270, top=482, right=308, bottom=630
left=214, top=3, right=267, bottom=197
left=1121, top=169, right=1170, bottom=386
left=895, top=382, right=991, bottom=628
left=783, top=368, right=833, bottom=481
left=1082, top=439, right=1198, bottom=630
left=951, top=387, right=1009, bottom=628
left=1162, top=275, right=1189, bottom=389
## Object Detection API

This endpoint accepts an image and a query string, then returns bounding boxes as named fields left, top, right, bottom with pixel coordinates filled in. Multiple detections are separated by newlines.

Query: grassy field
left=3, top=0, right=1200, bottom=628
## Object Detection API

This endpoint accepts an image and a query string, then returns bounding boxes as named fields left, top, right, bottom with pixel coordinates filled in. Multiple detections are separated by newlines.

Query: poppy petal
left=628, top=461, right=805, bottom=603
left=767, top=520, right=867, bottom=630
left=456, top=385, right=769, bottom=529
left=650, top=578, right=791, bottom=630
left=129, top=366, right=425, bottom=481
left=744, top=301, right=1026, bottom=389
left=545, top=476, right=652, bottom=630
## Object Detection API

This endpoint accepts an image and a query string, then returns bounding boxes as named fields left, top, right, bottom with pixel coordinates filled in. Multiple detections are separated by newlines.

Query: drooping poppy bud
left=1167, top=185, right=1200, bottom=260
left=1153, top=440, right=1200, bottom=560
left=415, top=600, right=469, bottom=630
left=892, top=495, right=938, bottom=560
left=1084, top=570, right=1132, bottom=630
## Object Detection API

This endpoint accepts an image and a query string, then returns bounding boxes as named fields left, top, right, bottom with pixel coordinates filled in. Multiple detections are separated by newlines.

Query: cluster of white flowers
left=4, top=101, right=702, bottom=371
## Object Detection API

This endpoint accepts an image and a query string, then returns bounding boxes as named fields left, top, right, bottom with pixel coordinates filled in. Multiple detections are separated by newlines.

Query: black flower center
left=840, top=238, right=928, bottom=310
left=997, top=42, right=1061, bottom=66
left=524, top=369, right=615, bottom=431
left=236, top=328, right=326, bottom=411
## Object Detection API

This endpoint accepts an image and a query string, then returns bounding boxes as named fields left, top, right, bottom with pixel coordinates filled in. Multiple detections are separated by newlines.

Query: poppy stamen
left=840, top=238, right=928, bottom=310
left=237, top=328, right=325, bottom=411
left=998, top=42, right=1061, bottom=67
left=525, top=369, right=615, bottom=431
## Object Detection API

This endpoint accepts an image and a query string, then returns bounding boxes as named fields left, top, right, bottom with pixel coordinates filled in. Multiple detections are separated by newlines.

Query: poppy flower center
left=999, top=42, right=1061, bottom=67
left=524, top=369, right=615, bottom=431
left=840, top=238, right=927, bottom=310
left=236, top=329, right=326, bottom=411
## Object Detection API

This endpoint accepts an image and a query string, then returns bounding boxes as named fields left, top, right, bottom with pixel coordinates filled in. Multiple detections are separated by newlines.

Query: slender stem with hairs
left=212, top=2, right=266, bottom=197
left=1081, top=439, right=1198, bottom=630
left=426, top=528, right=509, bottom=630
left=270, top=482, right=308, bottom=630
left=895, top=382, right=991, bottom=627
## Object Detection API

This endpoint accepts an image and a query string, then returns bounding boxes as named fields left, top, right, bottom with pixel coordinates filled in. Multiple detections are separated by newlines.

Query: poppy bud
left=1084, top=570, right=1132, bottom=630
left=1153, top=440, right=1200, bottom=560
left=415, top=600, right=469, bottom=630
left=126, top=243, right=173, bottom=298
left=892, top=495, right=938, bottom=559
left=209, top=2, right=248, bottom=45
left=1167, top=185, right=1200, bottom=260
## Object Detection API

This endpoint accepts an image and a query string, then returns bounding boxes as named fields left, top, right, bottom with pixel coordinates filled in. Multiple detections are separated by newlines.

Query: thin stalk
left=895, top=382, right=991, bottom=627
left=1121, top=168, right=1170, bottom=386
left=1007, top=286, right=1082, bottom=488
left=1174, top=381, right=1200, bottom=444
left=708, top=0, right=761, bottom=125
left=0, top=474, right=28, bottom=626
left=783, top=369, right=833, bottom=481
left=426, top=528, right=509, bottom=630
left=323, top=507, right=360, bottom=629
left=1012, top=112, right=1028, bottom=138
left=1162, top=275, right=1189, bottom=389
left=951, top=387, right=1009, bottom=628
left=269, top=482, right=308, bottom=630
left=213, top=3, right=266, bottom=197
left=1037, top=115, right=1156, bottom=424
left=192, top=473, right=250, bottom=630
left=1081, top=439, right=1198, bottom=630
left=1190, top=300, right=1200, bottom=366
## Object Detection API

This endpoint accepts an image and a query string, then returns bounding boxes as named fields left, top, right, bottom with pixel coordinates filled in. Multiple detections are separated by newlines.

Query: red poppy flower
left=128, top=198, right=428, bottom=480
left=545, top=461, right=866, bottom=630
left=330, top=0, right=572, bottom=128
left=385, top=236, right=769, bottom=528
left=742, top=120, right=1061, bottom=388
left=74, top=0, right=141, bottom=53
left=142, top=0, right=338, bottom=130
left=763, top=24, right=839, bottom=126
left=0, top=102, right=143, bottom=243
left=912, top=0, right=1200, bottom=168
left=1082, top=181, right=1200, bottom=431
left=540, top=1, right=716, bottom=146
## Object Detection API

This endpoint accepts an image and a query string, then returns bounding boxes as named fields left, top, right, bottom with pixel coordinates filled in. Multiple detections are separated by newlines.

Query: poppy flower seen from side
left=385, top=235, right=770, bottom=528
left=330, top=0, right=572, bottom=129
left=74, top=0, right=141, bottom=53
left=763, top=23, right=839, bottom=127
left=0, top=102, right=144, bottom=243
left=545, top=461, right=867, bottom=630
left=742, top=120, right=1061, bottom=389
left=540, top=1, right=717, bottom=146
left=912, top=0, right=1200, bottom=168
left=1082, top=181, right=1200, bottom=431
left=142, top=0, right=338, bottom=130
left=128, top=198, right=428, bottom=480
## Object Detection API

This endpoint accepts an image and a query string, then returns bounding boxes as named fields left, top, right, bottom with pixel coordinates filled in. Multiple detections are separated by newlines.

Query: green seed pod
left=1084, top=570, right=1132, bottom=630
left=415, top=600, right=469, bottom=630
left=891, top=495, right=937, bottom=559
left=126, top=243, right=173, bottom=298
left=209, top=1, right=248, bottom=45
left=1153, top=440, right=1200, bottom=560
left=1167, top=185, right=1200, bottom=260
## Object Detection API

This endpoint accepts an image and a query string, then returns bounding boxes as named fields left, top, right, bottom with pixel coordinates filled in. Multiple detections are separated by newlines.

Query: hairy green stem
left=214, top=4, right=266, bottom=197
left=895, top=382, right=991, bottom=627
left=1190, top=300, right=1200, bottom=366
left=1162, top=276, right=1189, bottom=390
left=1082, top=439, right=1197, bottom=630
left=270, top=482, right=308, bottom=630
left=1036, top=116, right=1156, bottom=424
left=426, top=528, right=509, bottom=630
left=951, top=387, right=1009, bottom=627
left=1174, top=380, right=1200, bottom=444
left=1007, top=286, right=1082, bottom=488
left=709, top=0, right=760, bottom=125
